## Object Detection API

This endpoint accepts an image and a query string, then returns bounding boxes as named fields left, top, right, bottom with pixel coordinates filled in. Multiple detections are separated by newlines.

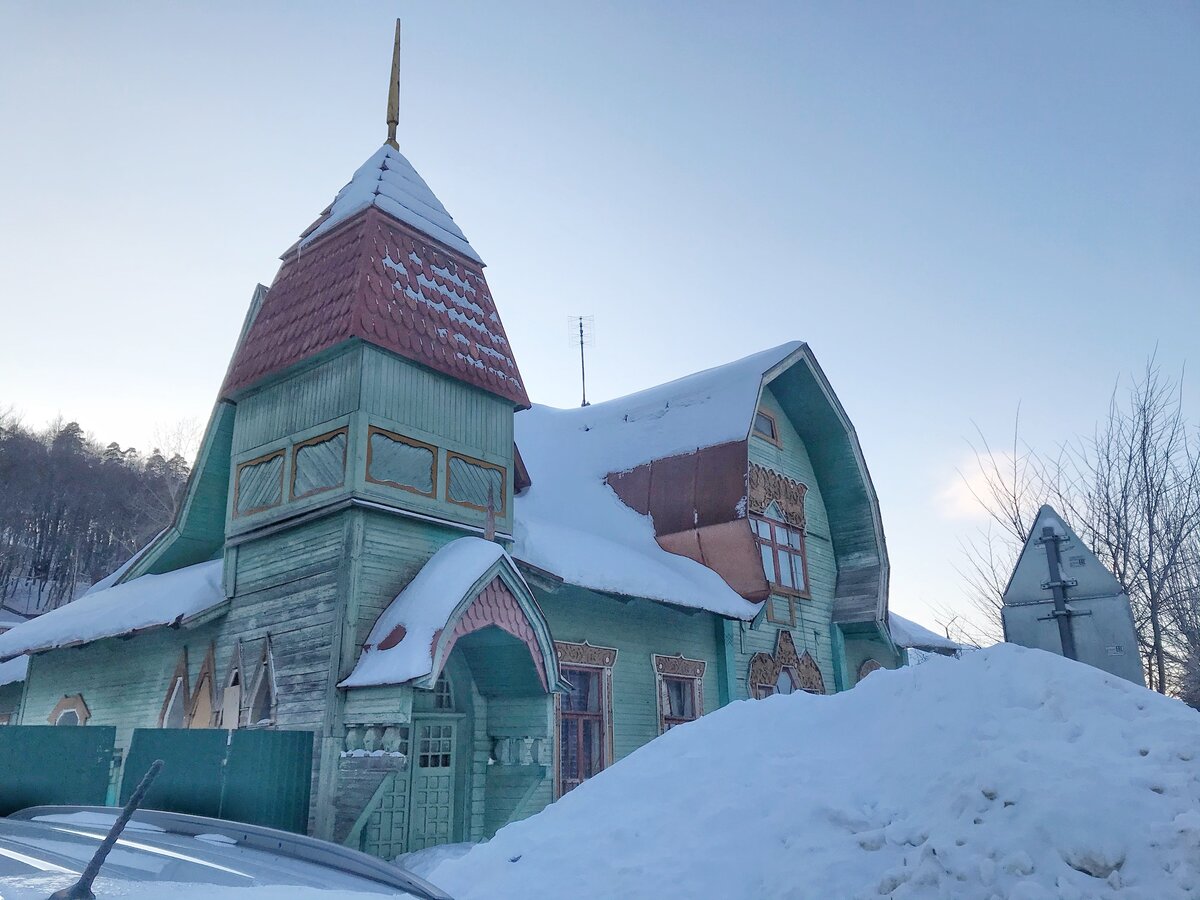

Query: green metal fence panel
left=122, top=728, right=228, bottom=817
left=0, top=726, right=115, bottom=815
left=221, top=729, right=313, bottom=834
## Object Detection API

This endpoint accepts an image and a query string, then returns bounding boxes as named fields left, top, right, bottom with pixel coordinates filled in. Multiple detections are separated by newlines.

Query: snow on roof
left=81, top=533, right=162, bottom=597
left=340, top=538, right=509, bottom=688
left=0, top=560, right=225, bottom=661
left=0, top=654, right=28, bottom=687
left=301, top=145, right=483, bottom=264
left=888, top=612, right=962, bottom=651
left=513, top=343, right=802, bottom=618
left=428, top=644, right=1200, bottom=900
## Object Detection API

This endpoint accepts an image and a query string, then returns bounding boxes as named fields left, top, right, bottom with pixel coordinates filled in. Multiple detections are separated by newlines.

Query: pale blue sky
left=1, top=2, right=1197, bottom=631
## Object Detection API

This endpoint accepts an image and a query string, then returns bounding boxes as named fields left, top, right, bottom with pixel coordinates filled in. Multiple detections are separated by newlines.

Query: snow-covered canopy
left=513, top=343, right=802, bottom=618
left=0, top=560, right=225, bottom=661
left=301, top=145, right=483, bottom=264
left=888, top=612, right=962, bottom=652
left=340, top=538, right=512, bottom=688
left=428, top=644, right=1200, bottom=899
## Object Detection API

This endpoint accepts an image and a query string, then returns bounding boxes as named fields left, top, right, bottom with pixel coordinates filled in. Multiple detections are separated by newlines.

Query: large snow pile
left=431, top=645, right=1200, bottom=899
left=0, top=879, right=391, bottom=899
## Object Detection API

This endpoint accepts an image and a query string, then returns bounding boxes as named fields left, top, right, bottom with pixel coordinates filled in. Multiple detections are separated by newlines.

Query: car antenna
left=48, top=759, right=165, bottom=900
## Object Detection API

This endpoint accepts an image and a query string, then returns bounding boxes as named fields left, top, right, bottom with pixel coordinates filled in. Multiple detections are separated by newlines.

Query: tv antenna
left=568, top=315, right=595, bottom=407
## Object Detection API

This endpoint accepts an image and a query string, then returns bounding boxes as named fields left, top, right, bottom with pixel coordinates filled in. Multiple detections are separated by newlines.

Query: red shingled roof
left=221, top=206, right=529, bottom=407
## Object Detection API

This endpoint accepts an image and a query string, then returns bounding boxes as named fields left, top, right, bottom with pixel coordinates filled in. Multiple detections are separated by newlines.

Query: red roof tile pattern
left=222, top=206, right=529, bottom=407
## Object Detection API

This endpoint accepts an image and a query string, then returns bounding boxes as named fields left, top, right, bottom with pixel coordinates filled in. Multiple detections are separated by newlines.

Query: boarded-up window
left=367, top=427, right=436, bottom=497
left=292, top=429, right=347, bottom=499
left=235, top=451, right=284, bottom=516
left=447, top=453, right=505, bottom=513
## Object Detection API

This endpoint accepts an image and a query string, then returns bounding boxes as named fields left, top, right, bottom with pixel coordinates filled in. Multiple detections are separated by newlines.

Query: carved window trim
left=157, top=650, right=190, bottom=728
left=752, top=409, right=782, bottom=446
left=748, top=464, right=807, bottom=530
left=246, top=638, right=278, bottom=729
left=48, top=694, right=90, bottom=726
left=653, top=654, right=706, bottom=734
left=747, top=631, right=826, bottom=698
left=857, top=658, right=884, bottom=682
left=554, top=641, right=617, bottom=799
left=445, top=451, right=507, bottom=515
left=233, top=448, right=286, bottom=517
left=365, top=426, right=438, bottom=498
left=290, top=426, right=348, bottom=501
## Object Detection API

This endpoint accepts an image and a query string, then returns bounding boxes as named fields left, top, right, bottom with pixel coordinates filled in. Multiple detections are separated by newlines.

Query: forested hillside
left=0, top=414, right=188, bottom=613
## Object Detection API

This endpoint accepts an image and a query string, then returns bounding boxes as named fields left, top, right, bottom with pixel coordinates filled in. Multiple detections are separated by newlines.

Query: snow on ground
left=430, top=645, right=1200, bottom=899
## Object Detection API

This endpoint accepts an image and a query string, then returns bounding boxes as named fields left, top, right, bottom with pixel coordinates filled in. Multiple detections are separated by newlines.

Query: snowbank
left=513, top=342, right=803, bottom=618
left=431, top=645, right=1200, bottom=899
left=0, top=560, right=225, bottom=660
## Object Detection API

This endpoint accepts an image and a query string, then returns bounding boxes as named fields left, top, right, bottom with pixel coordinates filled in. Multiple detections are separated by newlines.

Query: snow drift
left=431, top=645, right=1200, bottom=899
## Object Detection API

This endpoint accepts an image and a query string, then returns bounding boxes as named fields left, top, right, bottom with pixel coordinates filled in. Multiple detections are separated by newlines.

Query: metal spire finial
left=386, top=19, right=401, bottom=149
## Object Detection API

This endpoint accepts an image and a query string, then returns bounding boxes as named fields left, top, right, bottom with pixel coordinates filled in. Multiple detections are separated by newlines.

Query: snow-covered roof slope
left=0, top=608, right=29, bottom=631
left=888, top=612, right=962, bottom=651
left=340, top=538, right=508, bottom=688
left=0, top=654, right=28, bottom=687
left=301, top=145, right=483, bottom=264
left=513, top=344, right=802, bottom=618
left=0, top=560, right=225, bottom=661
left=429, top=644, right=1200, bottom=900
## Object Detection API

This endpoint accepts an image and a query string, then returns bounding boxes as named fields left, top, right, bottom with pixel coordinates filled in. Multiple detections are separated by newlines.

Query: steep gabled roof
left=221, top=147, right=529, bottom=407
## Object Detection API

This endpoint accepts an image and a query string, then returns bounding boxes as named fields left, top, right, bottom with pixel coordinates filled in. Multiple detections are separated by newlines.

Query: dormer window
left=752, top=502, right=810, bottom=600
left=753, top=410, right=779, bottom=444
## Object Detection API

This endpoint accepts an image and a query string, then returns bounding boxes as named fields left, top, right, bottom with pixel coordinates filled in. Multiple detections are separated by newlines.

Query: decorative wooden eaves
left=748, top=630, right=826, bottom=696
left=653, top=653, right=705, bottom=679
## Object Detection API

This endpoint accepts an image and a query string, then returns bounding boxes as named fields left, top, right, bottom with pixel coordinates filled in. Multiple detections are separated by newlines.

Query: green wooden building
left=0, top=61, right=902, bottom=859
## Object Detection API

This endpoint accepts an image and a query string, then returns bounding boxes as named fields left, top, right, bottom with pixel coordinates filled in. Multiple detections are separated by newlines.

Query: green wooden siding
left=741, top=384, right=839, bottom=693
left=537, top=584, right=723, bottom=764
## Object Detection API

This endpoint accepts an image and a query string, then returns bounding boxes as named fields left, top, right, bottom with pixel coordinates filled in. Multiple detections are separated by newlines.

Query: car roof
left=1, top=806, right=451, bottom=899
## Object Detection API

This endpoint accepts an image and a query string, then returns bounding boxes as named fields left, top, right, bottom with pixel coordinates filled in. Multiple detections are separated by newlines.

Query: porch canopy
left=340, top=537, right=566, bottom=694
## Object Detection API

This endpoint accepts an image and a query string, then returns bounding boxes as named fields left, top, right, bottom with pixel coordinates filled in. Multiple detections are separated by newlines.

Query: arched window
left=249, top=670, right=274, bottom=726
left=163, top=677, right=187, bottom=728
left=48, top=694, right=90, bottom=726
left=221, top=670, right=241, bottom=730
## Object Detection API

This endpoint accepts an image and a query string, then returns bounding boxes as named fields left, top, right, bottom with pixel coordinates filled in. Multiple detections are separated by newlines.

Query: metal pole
left=50, top=759, right=165, bottom=900
left=1041, top=526, right=1078, bottom=660
left=579, top=319, right=588, bottom=407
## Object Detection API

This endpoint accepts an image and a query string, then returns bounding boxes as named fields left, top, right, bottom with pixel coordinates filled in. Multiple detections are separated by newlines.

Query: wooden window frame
left=365, top=425, right=438, bottom=498
left=233, top=448, right=286, bottom=517
left=553, top=641, right=617, bottom=799
left=653, top=654, right=706, bottom=734
left=752, top=513, right=811, bottom=600
left=290, top=426, right=349, bottom=501
left=752, top=408, right=782, bottom=446
left=157, top=651, right=191, bottom=728
left=245, top=639, right=277, bottom=729
left=48, top=694, right=90, bottom=726
left=445, top=451, right=507, bottom=515
left=187, top=645, right=217, bottom=728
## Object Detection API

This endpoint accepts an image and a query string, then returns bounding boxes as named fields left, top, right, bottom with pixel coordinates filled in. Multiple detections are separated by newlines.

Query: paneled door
left=407, top=720, right=456, bottom=851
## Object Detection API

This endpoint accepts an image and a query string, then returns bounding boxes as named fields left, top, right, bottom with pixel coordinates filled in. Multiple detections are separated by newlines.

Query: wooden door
left=407, top=720, right=456, bottom=851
